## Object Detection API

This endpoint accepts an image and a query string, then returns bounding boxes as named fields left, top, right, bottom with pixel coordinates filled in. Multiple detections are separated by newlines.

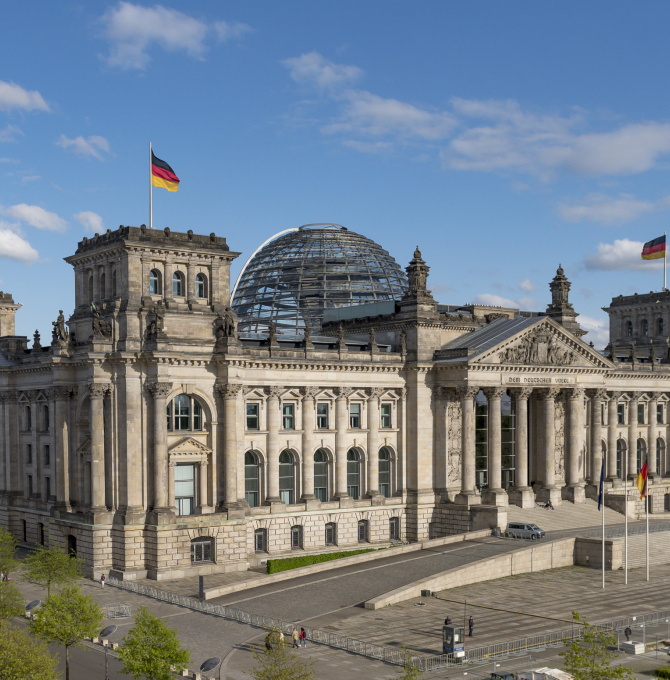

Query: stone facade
left=2, top=227, right=670, bottom=580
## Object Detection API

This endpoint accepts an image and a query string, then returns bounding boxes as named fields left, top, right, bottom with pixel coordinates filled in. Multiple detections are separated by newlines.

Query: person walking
left=300, top=627, right=307, bottom=648
left=100, top=574, right=105, bottom=588
left=625, top=626, right=632, bottom=642
left=468, top=616, right=474, bottom=637
left=291, top=627, right=300, bottom=649
left=444, top=616, right=452, bottom=626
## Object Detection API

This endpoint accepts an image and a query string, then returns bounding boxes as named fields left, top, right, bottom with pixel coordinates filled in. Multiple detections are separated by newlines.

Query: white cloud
left=0, top=221, right=39, bottom=262
left=579, top=314, right=609, bottom=349
left=0, top=125, right=23, bottom=143
left=583, top=238, right=660, bottom=271
left=55, top=135, right=110, bottom=160
left=100, top=2, right=250, bottom=69
left=282, top=52, right=363, bottom=89
left=21, top=175, right=40, bottom=183
left=0, top=81, right=49, bottom=113
left=5, top=204, right=67, bottom=232
left=559, top=193, right=656, bottom=225
left=214, top=20, right=253, bottom=42
left=74, top=211, right=104, bottom=233
left=518, top=278, right=537, bottom=292
left=0, top=158, right=19, bottom=164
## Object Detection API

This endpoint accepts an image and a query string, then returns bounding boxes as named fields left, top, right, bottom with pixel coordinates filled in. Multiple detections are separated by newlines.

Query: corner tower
left=545, top=264, right=586, bottom=338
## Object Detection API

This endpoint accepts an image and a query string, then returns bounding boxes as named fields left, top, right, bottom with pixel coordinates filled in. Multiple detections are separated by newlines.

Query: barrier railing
left=106, top=576, right=670, bottom=671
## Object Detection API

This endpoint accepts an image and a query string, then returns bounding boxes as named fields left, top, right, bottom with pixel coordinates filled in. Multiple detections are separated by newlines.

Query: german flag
left=637, top=460, right=648, bottom=499
left=641, top=235, right=666, bottom=260
left=151, top=150, right=180, bottom=192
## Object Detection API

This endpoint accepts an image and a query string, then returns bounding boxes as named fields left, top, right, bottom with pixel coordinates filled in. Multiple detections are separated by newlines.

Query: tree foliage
left=30, top=584, right=103, bottom=680
left=397, top=645, right=424, bottom=679
left=0, top=580, right=24, bottom=621
left=560, top=612, right=634, bottom=680
left=0, top=527, right=17, bottom=576
left=22, top=544, right=82, bottom=597
left=118, top=606, right=191, bottom=680
left=251, top=625, right=316, bottom=680
left=0, top=622, right=59, bottom=680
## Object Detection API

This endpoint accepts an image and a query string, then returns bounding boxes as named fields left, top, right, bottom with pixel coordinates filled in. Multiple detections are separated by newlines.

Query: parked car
left=505, top=522, right=545, bottom=540
left=491, top=673, right=515, bottom=680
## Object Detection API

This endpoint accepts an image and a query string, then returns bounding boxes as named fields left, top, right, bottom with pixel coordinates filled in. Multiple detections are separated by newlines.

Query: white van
left=505, top=522, right=545, bottom=540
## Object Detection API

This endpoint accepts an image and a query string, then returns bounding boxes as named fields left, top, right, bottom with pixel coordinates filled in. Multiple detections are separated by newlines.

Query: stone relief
left=446, top=400, right=462, bottom=484
left=554, top=398, right=565, bottom=478
left=498, top=329, right=576, bottom=366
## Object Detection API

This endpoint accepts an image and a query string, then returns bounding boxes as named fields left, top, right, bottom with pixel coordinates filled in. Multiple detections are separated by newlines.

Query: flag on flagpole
left=641, top=235, right=666, bottom=260
left=637, top=460, right=648, bottom=499
left=598, top=459, right=605, bottom=510
left=151, top=150, right=180, bottom=192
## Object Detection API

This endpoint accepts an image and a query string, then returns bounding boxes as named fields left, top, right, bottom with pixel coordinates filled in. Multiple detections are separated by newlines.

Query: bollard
left=102, top=639, right=108, bottom=647
left=111, top=643, right=119, bottom=650
left=92, top=637, right=100, bottom=644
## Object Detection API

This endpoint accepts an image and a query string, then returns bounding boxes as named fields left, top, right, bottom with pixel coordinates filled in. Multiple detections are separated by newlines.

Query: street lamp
left=100, top=625, right=118, bottom=680
left=200, top=656, right=222, bottom=680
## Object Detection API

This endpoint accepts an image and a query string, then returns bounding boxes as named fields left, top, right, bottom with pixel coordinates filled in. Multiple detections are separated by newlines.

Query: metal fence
left=102, top=604, right=131, bottom=619
left=105, top=576, right=670, bottom=670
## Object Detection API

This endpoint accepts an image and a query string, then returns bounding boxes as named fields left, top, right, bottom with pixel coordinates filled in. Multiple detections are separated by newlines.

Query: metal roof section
left=322, top=300, right=396, bottom=324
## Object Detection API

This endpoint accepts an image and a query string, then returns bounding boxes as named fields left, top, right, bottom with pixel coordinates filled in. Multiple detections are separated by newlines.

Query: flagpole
left=624, top=440, right=628, bottom=585
left=149, top=141, right=153, bottom=230
left=664, top=231, right=667, bottom=291
left=646, top=472, right=650, bottom=582
left=600, top=459, right=605, bottom=589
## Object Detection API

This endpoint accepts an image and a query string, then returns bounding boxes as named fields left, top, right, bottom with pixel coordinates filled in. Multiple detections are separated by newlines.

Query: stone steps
left=506, top=498, right=623, bottom=532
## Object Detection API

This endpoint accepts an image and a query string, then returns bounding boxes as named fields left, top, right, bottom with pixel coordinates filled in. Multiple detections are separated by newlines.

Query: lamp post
left=100, top=625, right=118, bottom=680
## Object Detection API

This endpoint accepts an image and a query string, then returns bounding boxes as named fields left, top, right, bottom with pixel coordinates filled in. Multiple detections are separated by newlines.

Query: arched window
left=657, top=438, right=665, bottom=476
left=314, top=449, right=328, bottom=502
left=347, top=449, right=360, bottom=499
left=357, top=519, right=368, bottom=543
left=100, top=273, right=106, bottom=299
left=88, top=275, right=94, bottom=303
left=279, top=450, right=295, bottom=504
left=112, top=270, right=117, bottom=298
left=616, top=439, right=626, bottom=479
left=166, top=395, right=203, bottom=432
left=379, top=447, right=391, bottom=497
left=191, top=537, right=213, bottom=563
left=637, top=438, right=646, bottom=473
left=626, top=321, right=633, bottom=337
left=658, top=318, right=664, bottom=335
left=290, top=525, right=303, bottom=549
left=173, top=271, right=185, bottom=297
left=325, top=522, right=337, bottom=546
left=195, top=273, right=207, bottom=298
left=149, top=269, right=161, bottom=295
left=641, top=319, right=649, bottom=336
left=245, top=451, right=260, bottom=507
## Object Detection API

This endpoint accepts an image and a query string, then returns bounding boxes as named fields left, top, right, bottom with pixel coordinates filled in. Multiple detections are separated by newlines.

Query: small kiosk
left=442, top=624, right=465, bottom=658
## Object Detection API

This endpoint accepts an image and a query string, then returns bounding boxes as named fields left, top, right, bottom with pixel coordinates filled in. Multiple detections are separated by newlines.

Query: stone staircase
left=506, top=498, right=624, bottom=532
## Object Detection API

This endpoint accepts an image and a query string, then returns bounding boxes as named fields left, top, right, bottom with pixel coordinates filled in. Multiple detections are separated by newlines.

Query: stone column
left=455, top=386, right=480, bottom=506
left=146, top=381, right=173, bottom=514
left=168, top=462, right=176, bottom=509
left=91, top=267, right=100, bottom=303
left=265, top=386, right=283, bottom=506
left=607, top=392, right=621, bottom=485
left=88, top=383, right=108, bottom=512
left=186, top=261, right=196, bottom=304
left=482, top=388, right=507, bottom=506
left=163, top=259, right=174, bottom=303
left=366, top=388, right=383, bottom=502
left=104, top=261, right=113, bottom=300
left=334, top=387, right=352, bottom=501
left=50, top=387, right=72, bottom=511
left=300, top=387, right=318, bottom=504
left=199, top=461, right=208, bottom=510
left=218, top=384, right=242, bottom=513
left=399, top=387, right=407, bottom=494
left=628, top=394, right=638, bottom=479
left=538, top=388, right=561, bottom=505
left=649, top=392, right=661, bottom=479
left=588, top=389, right=606, bottom=487
left=509, top=388, right=534, bottom=508
left=566, top=388, right=586, bottom=503
left=4, top=392, right=19, bottom=500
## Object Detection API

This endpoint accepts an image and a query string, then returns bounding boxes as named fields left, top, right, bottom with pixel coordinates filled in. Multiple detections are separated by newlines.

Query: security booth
left=443, top=624, right=465, bottom=657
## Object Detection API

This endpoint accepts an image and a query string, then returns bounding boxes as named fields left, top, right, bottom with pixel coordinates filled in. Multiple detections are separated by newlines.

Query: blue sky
left=3, top=2, right=670, bottom=348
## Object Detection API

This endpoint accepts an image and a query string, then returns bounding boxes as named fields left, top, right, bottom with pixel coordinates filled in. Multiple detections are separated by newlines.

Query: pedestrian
left=300, top=627, right=307, bottom=648
left=468, top=616, right=474, bottom=637
left=444, top=616, right=452, bottom=626
left=292, top=627, right=299, bottom=649
left=625, top=626, right=632, bottom=641
left=100, top=574, right=105, bottom=588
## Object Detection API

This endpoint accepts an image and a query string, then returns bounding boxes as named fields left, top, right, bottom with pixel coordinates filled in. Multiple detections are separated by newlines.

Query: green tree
left=30, top=584, right=103, bottom=680
left=22, top=544, right=82, bottom=597
left=560, top=612, right=634, bottom=680
left=397, top=645, right=424, bottom=679
left=0, top=580, right=24, bottom=620
left=0, top=622, right=59, bottom=680
left=0, top=527, right=17, bottom=576
left=251, top=625, right=316, bottom=680
left=118, top=606, right=191, bottom=680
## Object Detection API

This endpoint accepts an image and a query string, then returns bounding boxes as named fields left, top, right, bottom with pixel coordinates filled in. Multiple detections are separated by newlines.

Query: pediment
left=168, top=437, right=212, bottom=462
left=476, top=318, right=611, bottom=369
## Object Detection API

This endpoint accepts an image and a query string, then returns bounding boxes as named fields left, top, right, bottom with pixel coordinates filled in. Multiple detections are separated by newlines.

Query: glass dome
left=232, top=224, right=408, bottom=336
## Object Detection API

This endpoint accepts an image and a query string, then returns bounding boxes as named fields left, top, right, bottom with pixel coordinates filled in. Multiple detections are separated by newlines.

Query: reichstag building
left=0, top=223, right=668, bottom=580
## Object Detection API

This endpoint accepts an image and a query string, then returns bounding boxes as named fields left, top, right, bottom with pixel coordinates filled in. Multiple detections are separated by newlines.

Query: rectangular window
left=191, top=540, right=212, bottom=563
left=349, top=403, right=361, bottom=429
left=658, top=404, right=664, bottom=425
left=317, top=403, right=329, bottom=429
left=43, top=445, right=50, bottom=466
left=282, top=403, right=295, bottom=430
left=381, top=403, right=392, bottom=428
left=357, top=521, right=367, bottom=543
left=174, top=464, right=195, bottom=516
left=325, top=523, right=337, bottom=546
left=601, top=403, right=605, bottom=424
left=428, top=522, right=437, bottom=540
left=26, top=406, right=31, bottom=431
left=246, top=403, right=259, bottom=430
left=638, top=403, right=645, bottom=425
left=617, top=404, right=625, bottom=425
left=291, top=525, right=303, bottom=550
left=28, top=475, right=33, bottom=498
left=254, top=529, right=266, bottom=553
left=45, top=477, right=51, bottom=500
left=43, top=405, right=49, bottom=431
left=27, top=444, right=32, bottom=465
left=389, top=517, right=400, bottom=541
